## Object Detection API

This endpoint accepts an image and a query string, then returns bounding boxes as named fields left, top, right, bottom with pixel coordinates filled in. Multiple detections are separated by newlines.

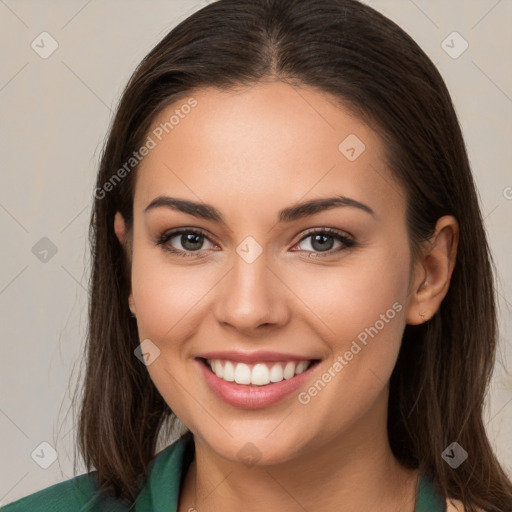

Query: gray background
left=1, top=0, right=511, bottom=505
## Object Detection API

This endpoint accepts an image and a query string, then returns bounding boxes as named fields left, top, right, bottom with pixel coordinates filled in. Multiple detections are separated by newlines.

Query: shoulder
left=446, top=498, right=487, bottom=512
left=0, top=472, right=122, bottom=512
left=1, top=435, right=191, bottom=512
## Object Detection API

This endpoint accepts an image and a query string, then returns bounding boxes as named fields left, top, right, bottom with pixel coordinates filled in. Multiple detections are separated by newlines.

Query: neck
left=178, top=390, right=419, bottom=512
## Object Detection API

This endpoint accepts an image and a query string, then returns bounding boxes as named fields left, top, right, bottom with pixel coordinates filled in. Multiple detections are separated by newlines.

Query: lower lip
left=196, top=358, right=319, bottom=409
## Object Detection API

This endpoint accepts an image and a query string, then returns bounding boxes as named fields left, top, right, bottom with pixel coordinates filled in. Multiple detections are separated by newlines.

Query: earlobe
left=406, top=215, right=459, bottom=325
left=114, top=211, right=126, bottom=247
left=128, top=294, right=136, bottom=317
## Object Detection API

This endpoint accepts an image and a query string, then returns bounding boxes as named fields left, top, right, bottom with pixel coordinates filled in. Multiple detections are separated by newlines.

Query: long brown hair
left=73, top=0, right=512, bottom=509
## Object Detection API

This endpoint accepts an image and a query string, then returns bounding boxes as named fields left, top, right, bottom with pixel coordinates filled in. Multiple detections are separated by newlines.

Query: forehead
left=133, top=81, right=405, bottom=223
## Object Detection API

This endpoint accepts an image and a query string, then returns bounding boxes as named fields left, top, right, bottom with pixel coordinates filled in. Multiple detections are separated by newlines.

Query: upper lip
left=197, top=350, right=320, bottom=364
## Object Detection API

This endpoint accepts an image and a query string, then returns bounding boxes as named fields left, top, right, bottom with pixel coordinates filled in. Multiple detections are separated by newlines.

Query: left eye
left=293, top=229, right=354, bottom=254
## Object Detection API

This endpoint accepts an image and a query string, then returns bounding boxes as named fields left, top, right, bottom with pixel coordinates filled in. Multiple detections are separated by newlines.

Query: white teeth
left=295, top=360, right=309, bottom=375
left=234, top=363, right=251, bottom=384
left=269, top=363, right=284, bottom=382
left=223, top=361, right=235, bottom=382
left=205, top=359, right=313, bottom=386
left=251, top=364, right=270, bottom=386
left=213, top=360, right=223, bottom=378
left=283, top=361, right=296, bottom=380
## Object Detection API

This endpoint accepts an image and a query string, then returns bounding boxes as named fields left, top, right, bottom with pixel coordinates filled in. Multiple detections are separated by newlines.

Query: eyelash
left=156, top=227, right=356, bottom=259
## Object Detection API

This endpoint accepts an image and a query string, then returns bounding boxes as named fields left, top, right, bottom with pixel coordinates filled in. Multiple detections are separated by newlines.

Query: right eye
left=156, top=228, right=218, bottom=257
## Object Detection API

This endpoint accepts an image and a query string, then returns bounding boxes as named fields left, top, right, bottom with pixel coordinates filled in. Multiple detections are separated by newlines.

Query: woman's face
left=119, top=81, right=419, bottom=465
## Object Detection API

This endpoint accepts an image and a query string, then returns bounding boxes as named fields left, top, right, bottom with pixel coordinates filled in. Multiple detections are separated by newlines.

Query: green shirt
left=2, top=435, right=446, bottom=511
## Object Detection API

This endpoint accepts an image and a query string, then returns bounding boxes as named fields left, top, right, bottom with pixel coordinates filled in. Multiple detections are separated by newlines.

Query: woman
left=4, top=0, right=511, bottom=511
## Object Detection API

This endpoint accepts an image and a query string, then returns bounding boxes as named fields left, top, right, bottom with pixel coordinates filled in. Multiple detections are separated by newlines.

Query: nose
left=213, top=251, right=290, bottom=336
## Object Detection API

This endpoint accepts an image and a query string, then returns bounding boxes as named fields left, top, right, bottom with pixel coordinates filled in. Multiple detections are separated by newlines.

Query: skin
left=114, top=81, right=459, bottom=511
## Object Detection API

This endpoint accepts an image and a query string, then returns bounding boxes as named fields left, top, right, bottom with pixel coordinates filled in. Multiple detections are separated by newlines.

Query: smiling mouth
left=199, top=357, right=321, bottom=386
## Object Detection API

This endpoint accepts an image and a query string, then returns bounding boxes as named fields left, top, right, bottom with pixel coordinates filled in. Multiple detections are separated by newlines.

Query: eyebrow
left=144, top=195, right=376, bottom=223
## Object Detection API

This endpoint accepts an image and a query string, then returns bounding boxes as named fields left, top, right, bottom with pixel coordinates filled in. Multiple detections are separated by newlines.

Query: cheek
left=288, top=253, right=410, bottom=430
left=130, top=249, right=218, bottom=344
left=285, top=247, right=410, bottom=341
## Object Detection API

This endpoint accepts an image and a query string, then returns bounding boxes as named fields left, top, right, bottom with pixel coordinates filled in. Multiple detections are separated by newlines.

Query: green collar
left=133, top=433, right=193, bottom=510
left=415, top=470, right=446, bottom=512
left=135, top=434, right=446, bottom=511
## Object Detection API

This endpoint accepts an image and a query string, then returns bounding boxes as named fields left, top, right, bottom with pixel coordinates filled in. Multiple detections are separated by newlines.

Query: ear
left=114, top=211, right=136, bottom=317
left=114, top=210, right=126, bottom=246
left=406, top=215, right=459, bottom=325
